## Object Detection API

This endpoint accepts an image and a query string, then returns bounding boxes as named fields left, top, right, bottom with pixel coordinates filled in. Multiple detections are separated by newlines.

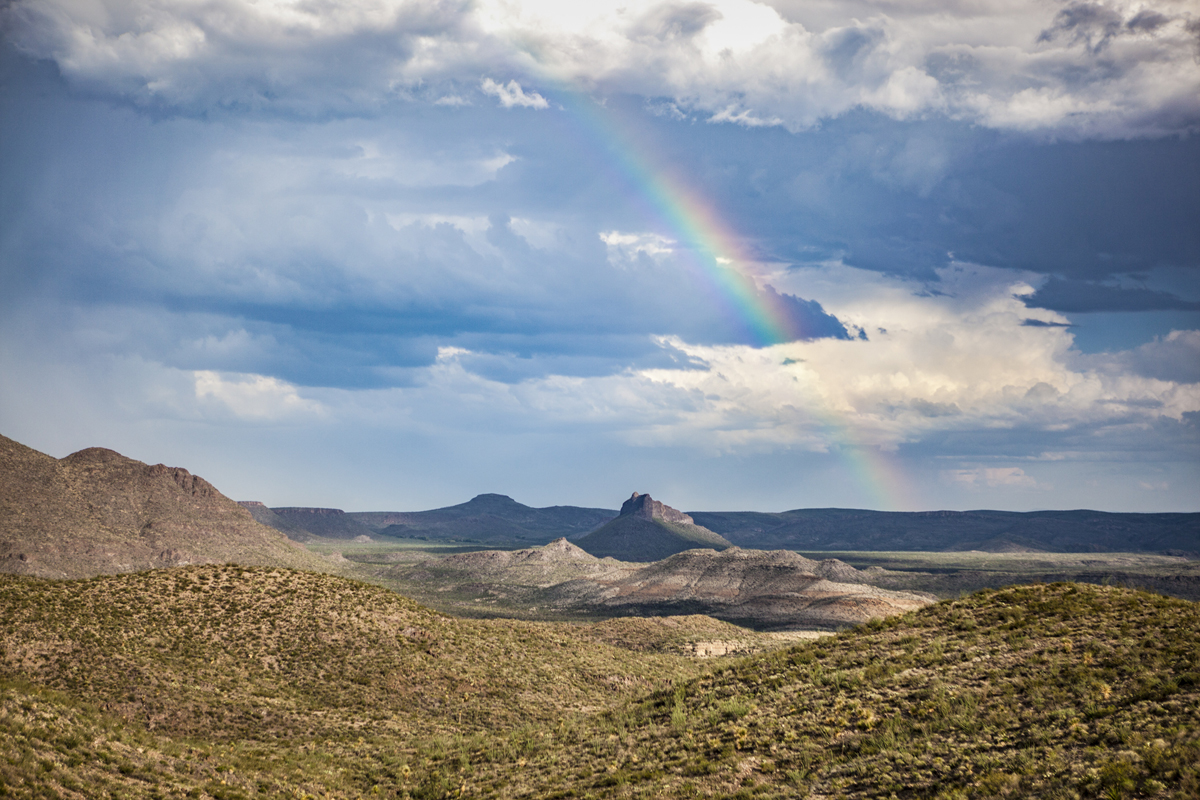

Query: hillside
left=469, top=582, right=1200, bottom=798
left=576, top=492, right=732, bottom=561
left=0, top=434, right=328, bottom=578
left=2, top=574, right=1195, bottom=798
left=0, top=565, right=731, bottom=798
left=347, top=493, right=617, bottom=544
left=690, top=507, right=1200, bottom=554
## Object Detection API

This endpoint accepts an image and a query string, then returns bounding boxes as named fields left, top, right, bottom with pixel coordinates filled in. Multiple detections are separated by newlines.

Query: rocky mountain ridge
left=0, top=434, right=330, bottom=579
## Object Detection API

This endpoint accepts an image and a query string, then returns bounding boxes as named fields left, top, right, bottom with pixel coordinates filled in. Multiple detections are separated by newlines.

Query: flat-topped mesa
left=271, top=507, right=345, bottom=516
left=620, top=492, right=694, bottom=525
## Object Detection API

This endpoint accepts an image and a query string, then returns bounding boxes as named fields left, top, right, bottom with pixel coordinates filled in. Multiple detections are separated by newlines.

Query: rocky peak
left=619, top=492, right=694, bottom=525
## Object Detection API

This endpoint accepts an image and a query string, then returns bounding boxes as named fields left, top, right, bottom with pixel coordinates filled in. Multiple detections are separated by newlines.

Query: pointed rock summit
left=620, top=492, right=695, bottom=525
left=576, top=492, right=732, bottom=562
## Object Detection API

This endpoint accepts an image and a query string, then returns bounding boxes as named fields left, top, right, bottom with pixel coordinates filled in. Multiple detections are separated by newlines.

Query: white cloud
left=357, top=263, right=1200, bottom=458
left=600, top=230, right=677, bottom=267
left=4, top=0, right=1196, bottom=137
left=480, top=78, right=549, bottom=109
left=943, top=467, right=1041, bottom=489
left=194, top=370, right=325, bottom=421
left=1082, top=329, right=1200, bottom=384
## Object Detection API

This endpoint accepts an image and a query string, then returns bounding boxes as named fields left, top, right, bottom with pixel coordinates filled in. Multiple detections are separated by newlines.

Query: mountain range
left=249, top=493, right=1200, bottom=554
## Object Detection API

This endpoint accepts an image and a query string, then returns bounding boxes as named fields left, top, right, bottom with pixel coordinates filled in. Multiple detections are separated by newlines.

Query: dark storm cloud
left=599, top=102, right=1200, bottom=286
left=1025, top=278, right=1200, bottom=313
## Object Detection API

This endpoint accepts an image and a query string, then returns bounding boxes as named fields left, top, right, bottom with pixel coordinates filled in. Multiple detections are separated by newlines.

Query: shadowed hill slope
left=0, top=434, right=328, bottom=578
left=576, top=492, right=732, bottom=561
left=260, top=506, right=378, bottom=540
left=690, top=507, right=1200, bottom=554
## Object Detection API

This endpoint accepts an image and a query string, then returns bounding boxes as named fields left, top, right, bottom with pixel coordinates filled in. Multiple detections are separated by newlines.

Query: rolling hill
left=374, top=538, right=933, bottom=629
left=1, top=570, right=1195, bottom=799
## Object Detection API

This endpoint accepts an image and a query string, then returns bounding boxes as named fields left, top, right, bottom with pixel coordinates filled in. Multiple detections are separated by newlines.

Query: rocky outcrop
left=576, top=493, right=731, bottom=562
left=549, top=547, right=934, bottom=630
left=401, top=536, right=934, bottom=630
left=620, top=492, right=694, bottom=525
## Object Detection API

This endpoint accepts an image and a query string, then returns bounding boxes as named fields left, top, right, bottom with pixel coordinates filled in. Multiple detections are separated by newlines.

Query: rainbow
left=539, top=85, right=915, bottom=509
left=553, top=91, right=821, bottom=346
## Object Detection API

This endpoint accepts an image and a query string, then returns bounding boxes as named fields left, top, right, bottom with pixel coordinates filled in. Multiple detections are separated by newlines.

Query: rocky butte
left=620, top=491, right=695, bottom=524
left=575, top=492, right=733, bottom=562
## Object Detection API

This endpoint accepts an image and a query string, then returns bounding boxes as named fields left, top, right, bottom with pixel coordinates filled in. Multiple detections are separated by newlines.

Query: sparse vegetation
left=2, top=571, right=1196, bottom=799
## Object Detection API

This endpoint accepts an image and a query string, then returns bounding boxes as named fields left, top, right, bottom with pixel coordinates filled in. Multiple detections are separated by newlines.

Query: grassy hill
left=0, top=564, right=728, bottom=798
left=3, top=571, right=1196, bottom=798
left=466, top=582, right=1200, bottom=799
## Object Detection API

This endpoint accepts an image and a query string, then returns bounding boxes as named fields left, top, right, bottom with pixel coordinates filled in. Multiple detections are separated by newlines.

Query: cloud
left=194, top=370, right=325, bottom=421
left=1082, top=329, right=1200, bottom=382
left=480, top=78, right=548, bottom=109
left=4, top=0, right=1197, bottom=136
left=1024, top=277, right=1200, bottom=313
left=943, top=467, right=1041, bottom=489
left=337, top=263, right=1198, bottom=458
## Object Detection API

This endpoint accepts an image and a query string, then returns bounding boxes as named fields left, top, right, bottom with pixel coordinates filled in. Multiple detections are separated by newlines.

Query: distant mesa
left=252, top=506, right=378, bottom=541
left=0, top=433, right=328, bottom=579
left=575, top=492, right=732, bottom=562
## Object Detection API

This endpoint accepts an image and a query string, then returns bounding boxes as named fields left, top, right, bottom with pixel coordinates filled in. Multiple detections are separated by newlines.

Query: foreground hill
left=346, top=493, right=618, bottom=544
left=691, top=507, right=1200, bottom=554
left=470, top=582, right=1200, bottom=798
left=0, top=565, right=732, bottom=797
left=2, top=574, right=1195, bottom=798
left=576, top=492, right=732, bottom=561
left=0, top=434, right=327, bottom=578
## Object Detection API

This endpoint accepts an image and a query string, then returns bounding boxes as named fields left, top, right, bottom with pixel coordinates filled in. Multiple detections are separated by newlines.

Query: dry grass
left=2, top=571, right=1197, bottom=799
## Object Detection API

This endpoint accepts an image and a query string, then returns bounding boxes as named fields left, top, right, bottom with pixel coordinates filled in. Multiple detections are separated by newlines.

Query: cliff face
left=620, top=492, right=694, bottom=525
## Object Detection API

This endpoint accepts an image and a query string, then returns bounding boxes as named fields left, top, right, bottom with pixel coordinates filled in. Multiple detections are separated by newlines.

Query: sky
left=1, top=0, right=1198, bottom=514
